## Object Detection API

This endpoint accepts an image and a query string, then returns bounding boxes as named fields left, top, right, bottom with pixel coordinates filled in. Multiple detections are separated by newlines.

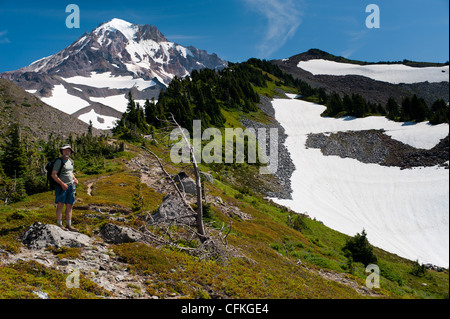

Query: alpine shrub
left=342, top=229, right=377, bottom=266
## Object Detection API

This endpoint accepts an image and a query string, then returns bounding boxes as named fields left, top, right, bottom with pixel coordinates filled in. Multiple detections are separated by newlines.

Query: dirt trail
left=85, top=176, right=109, bottom=196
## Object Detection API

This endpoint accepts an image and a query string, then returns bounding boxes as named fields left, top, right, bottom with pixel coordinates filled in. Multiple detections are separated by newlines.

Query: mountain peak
left=94, top=18, right=167, bottom=44
left=104, top=18, right=133, bottom=27
left=94, top=18, right=137, bottom=42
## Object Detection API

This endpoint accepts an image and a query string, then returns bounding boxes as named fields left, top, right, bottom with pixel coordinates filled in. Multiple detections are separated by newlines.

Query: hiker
left=51, top=144, right=79, bottom=232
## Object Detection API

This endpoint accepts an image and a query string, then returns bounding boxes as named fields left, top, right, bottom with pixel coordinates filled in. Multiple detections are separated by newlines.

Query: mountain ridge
left=285, top=48, right=449, bottom=66
left=0, top=78, right=99, bottom=141
left=271, top=49, right=449, bottom=107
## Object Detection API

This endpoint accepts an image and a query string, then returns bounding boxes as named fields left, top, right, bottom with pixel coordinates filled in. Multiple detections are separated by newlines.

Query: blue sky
left=0, top=0, right=448, bottom=72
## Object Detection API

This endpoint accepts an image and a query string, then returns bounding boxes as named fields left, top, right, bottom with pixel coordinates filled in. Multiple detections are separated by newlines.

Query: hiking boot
left=58, top=225, right=68, bottom=231
left=66, top=225, right=79, bottom=232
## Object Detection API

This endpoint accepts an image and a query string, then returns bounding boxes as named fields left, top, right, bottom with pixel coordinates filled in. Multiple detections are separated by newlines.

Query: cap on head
left=60, top=144, right=73, bottom=154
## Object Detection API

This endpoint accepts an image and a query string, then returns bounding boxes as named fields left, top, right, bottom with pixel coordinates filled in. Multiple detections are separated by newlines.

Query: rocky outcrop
left=306, top=130, right=449, bottom=169
left=174, top=172, right=197, bottom=195
left=241, top=94, right=295, bottom=199
left=22, top=222, right=92, bottom=250
left=306, top=130, right=389, bottom=165
left=7, top=222, right=157, bottom=299
left=99, top=223, right=144, bottom=244
left=151, top=194, right=195, bottom=225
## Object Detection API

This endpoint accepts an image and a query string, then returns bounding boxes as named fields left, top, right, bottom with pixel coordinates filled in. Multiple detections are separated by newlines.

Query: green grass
left=0, top=260, right=109, bottom=298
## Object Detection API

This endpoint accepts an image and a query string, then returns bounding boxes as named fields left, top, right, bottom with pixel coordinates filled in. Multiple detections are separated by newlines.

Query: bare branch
left=141, top=146, right=192, bottom=211
left=168, top=113, right=206, bottom=241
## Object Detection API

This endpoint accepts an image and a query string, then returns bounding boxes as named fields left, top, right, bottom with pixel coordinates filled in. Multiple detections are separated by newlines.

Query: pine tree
left=342, top=94, right=353, bottom=115
left=88, top=120, right=93, bottom=137
left=351, top=94, right=367, bottom=117
left=126, top=91, right=136, bottom=115
left=325, top=93, right=343, bottom=117
left=0, top=124, right=29, bottom=178
left=386, top=97, right=399, bottom=120
left=44, top=133, right=61, bottom=162
left=342, top=229, right=377, bottom=266
left=318, top=88, right=327, bottom=104
left=429, top=99, right=449, bottom=124
left=113, top=92, right=150, bottom=137
left=144, top=98, right=157, bottom=126
left=411, top=95, right=428, bottom=122
left=401, top=96, right=412, bottom=121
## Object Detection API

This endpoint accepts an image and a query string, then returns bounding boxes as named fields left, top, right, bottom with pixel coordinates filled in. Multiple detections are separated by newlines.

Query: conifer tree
left=342, top=229, right=377, bottom=266
left=325, top=93, right=343, bottom=117
left=411, top=95, right=428, bottom=122
left=429, top=99, right=449, bottom=125
left=343, top=94, right=353, bottom=115
left=386, top=97, right=400, bottom=120
left=401, top=96, right=412, bottom=121
left=113, top=92, right=150, bottom=137
left=0, top=124, right=29, bottom=178
left=144, top=98, right=158, bottom=126
left=351, top=94, right=367, bottom=117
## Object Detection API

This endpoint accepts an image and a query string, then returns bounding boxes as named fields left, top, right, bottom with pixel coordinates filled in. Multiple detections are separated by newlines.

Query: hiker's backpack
left=45, top=157, right=65, bottom=190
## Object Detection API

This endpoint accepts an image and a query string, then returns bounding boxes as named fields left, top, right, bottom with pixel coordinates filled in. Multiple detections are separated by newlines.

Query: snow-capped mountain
left=0, top=18, right=228, bottom=129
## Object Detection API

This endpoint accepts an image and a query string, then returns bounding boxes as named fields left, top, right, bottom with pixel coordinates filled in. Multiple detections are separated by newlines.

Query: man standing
left=52, top=144, right=79, bottom=232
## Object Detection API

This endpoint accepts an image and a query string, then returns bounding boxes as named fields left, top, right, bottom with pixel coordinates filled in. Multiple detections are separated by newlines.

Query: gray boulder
left=174, top=172, right=197, bottom=195
left=22, top=222, right=92, bottom=250
left=151, top=194, right=195, bottom=225
left=99, top=223, right=143, bottom=244
left=200, top=172, right=214, bottom=184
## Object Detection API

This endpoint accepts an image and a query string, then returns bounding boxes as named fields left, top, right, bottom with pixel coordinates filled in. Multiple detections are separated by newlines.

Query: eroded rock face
left=22, top=222, right=92, bottom=250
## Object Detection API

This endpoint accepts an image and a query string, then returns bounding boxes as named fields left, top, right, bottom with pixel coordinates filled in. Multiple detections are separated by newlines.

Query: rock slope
left=306, top=129, right=449, bottom=169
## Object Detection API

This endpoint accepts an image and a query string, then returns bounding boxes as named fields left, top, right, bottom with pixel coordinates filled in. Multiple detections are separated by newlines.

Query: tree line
left=323, top=92, right=449, bottom=124
left=113, top=60, right=273, bottom=138
left=244, top=58, right=449, bottom=125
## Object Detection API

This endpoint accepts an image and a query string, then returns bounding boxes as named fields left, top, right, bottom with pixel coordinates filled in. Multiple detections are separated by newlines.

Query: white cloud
left=0, top=30, right=11, bottom=44
left=243, top=0, right=302, bottom=58
left=341, top=29, right=369, bottom=58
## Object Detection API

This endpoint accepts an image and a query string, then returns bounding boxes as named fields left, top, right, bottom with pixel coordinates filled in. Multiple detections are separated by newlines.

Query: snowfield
left=41, top=84, right=90, bottom=114
left=37, top=85, right=151, bottom=129
left=62, top=72, right=156, bottom=91
left=297, top=59, right=449, bottom=84
left=90, top=94, right=129, bottom=113
left=78, top=109, right=119, bottom=130
left=272, top=96, right=449, bottom=267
